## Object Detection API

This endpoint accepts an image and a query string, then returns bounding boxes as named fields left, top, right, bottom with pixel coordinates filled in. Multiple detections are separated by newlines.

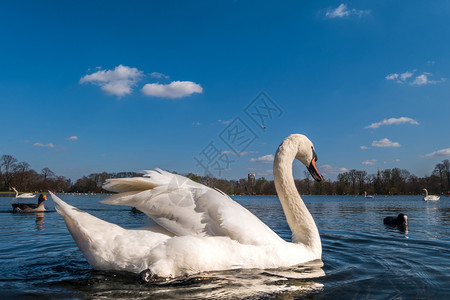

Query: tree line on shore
left=186, top=160, right=449, bottom=196
left=1, top=154, right=449, bottom=196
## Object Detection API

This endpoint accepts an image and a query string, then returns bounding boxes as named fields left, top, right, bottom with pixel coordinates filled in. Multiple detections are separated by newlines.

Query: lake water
left=0, top=194, right=449, bottom=299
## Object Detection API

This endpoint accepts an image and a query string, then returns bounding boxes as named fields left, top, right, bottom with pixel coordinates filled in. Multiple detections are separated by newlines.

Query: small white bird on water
left=51, top=134, right=323, bottom=281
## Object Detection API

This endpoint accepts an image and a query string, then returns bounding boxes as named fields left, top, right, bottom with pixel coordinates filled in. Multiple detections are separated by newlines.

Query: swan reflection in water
left=177, top=261, right=326, bottom=298
left=84, top=261, right=325, bottom=299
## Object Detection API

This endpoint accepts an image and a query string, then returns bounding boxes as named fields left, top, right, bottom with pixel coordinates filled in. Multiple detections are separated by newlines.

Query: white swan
left=12, top=187, right=36, bottom=198
left=423, top=188, right=440, bottom=201
left=364, top=191, right=374, bottom=199
left=51, top=134, right=323, bottom=280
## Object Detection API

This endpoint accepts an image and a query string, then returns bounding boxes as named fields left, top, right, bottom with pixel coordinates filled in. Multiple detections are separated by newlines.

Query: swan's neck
left=273, top=138, right=321, bottom=256
left=424, top=189, right=428, bottom=196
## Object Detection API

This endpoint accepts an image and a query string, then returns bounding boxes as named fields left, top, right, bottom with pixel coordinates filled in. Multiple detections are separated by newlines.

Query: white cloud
left=360, top=146, right=368, bottom=150
left=256, top=170, right=273, bottom=176
left=66, top=136, right=78, bottom=141
left=366, top=117, right=419, bottom=129
left=372, top=138, right=401, bottom=148
left=400, top=71, right=414, bottom=81
left=412, top=74, right=429, bottom=85
left=362, top=159, right=376, bottom=165
left=80, top=66, right=205, bottom=99
left=250, top=154, right=274, bottom=163
left=150, top=72, right=169, bottom=79
left=386, top=70, right=445, bottom=86
left=222, top=150, right=255, bottom=156
left=326, top=4, right=349, bottom=18
left=411, top=73, right=444, bottom=86
left=385, top=73, right=399, bottom=80
left=34, top=142, right=55, bottom=148
left=142, top=81, right=203, bottom=98
left=386, top=71, right=414, bottom=83
left=325, top=3, right=370, bottom=18
left=80, top=65, right=143, bottom=97
left=425, top=148, right=450, bottom=158
left=319, top=164, right=349, bottom=178
left=192, top=122, right=201, bottom=126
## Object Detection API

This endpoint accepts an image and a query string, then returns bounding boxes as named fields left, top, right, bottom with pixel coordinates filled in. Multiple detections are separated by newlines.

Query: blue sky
left=1, top=1, right=449, bottom=182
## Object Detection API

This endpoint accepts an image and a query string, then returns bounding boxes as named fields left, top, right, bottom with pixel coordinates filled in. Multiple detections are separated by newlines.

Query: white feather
left=102, top=170, right=282, bottom=244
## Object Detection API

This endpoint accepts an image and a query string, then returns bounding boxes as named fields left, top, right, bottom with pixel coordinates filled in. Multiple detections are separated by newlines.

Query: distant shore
left=1, top=191, right=448, bottom=197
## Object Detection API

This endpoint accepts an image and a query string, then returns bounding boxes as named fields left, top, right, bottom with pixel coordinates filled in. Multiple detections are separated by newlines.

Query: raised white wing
left=102, top=169, right=283, bottom=246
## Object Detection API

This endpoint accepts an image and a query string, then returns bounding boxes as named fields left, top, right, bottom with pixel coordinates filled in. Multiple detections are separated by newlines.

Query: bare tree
left=442, top=159, right=450, bottom=194
left=1, top=155, right=18, bottom=174
left=356, top=170, right=367, bottom=195
left=337, top=172, right=349, bottom=195
left=14, top=162, right=31, bottom=173
left=348, top=169, right=358, bottom=195
left=303, top=171, right=312, bottom=195
left=366, top=174, right=376, bottom=194
left=433, top=163, right=445, bottom=194
left=12, top=162, right=32, bottom=190
left=381, top=169, right=392, bottom=194
left=1, top=155, right=18, bottom=188
left=41, top=167, right=55, bottom=181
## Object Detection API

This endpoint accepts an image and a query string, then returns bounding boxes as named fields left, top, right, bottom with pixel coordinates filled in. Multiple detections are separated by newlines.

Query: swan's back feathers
left=102, top=177, right=158, bottom=193
left=51, top=192, right=170, bottom=273
left=103, top=169, right=205, bottom=193
left=101, top=169, right=282, bottom=245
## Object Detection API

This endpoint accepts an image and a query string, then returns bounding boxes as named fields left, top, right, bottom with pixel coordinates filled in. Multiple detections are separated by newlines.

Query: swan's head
left=293, top=134, right=323, bottom=181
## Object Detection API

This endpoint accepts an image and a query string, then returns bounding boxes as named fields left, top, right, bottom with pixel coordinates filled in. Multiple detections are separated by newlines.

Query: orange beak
left=307, top=152, right=322, bottom=182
